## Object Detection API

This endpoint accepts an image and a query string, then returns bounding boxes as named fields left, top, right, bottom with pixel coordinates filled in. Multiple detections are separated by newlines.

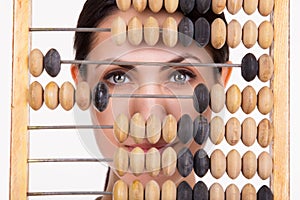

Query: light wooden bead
left=76, top=81, right=91, bottom=110
left=144, top=16, right=159, bottom=46
left=130, top=113, right=146, bottom=144
left=243, top=20, right=258, bottom=48
left=162, top=180, right=176, bottom=200
left=210, top=149, right=226, bottom=179
left=59, top=82, right=75, bottom=111
left=145, top=147, right=161, bottom=176
left=145, top=180, right=160, bottom=200
left=113, top=180, right=128, bottom=200
left=162, top=147, right=177, bottom=176
left=114, top=147, right=129, bottom=176
left=130, top=147, right=144, bottom=176
left=258, top=54, right=274, bottom=82
left=116, top=0, right=131, bottom=11
left=44, top=81, right=59, bottom=110
left=211, top=18, right=226, bottom=49
left=28, top=81, right=43, bottom=110
left=241, top=117, right=257, bottom=147
left=129, top=180, right=144, bottom=200
left=29, top=49, right=44, bottom=77
left=212, top=0, right=226, bottom=14
left=163, top=17, right=178, bottom=48
left=210, top=183, right=224, bottom=200
left=241, top=184, right=256, bottom=200
left=210, top=83, right=225, bottom=113
left=226, top=117, right=241, bottom=146
left=128, top=16, right=143, bottom=46
left=242, top=85, right=257, bottom=114
left=243, top=0, right=258, bottom=15
left=133, top=0, right=147, bottom=12
left=149, top=0, right=163, bottom=13
left=227, top=19, right=242, bottom=48
left=162, top=114, right=177, bottom=144
left=242, top=151, right=257, bottom=179
left=227, top=149, right=241, bottom=179
left=226, top=184, right=240, bottom=200
left=257, top=119, right=273, bottom=148
left=258, top=151, right=273, bottom=180
left=258, top=21, right=274, bottom=49
left=146, top=114, right=161, bottom=144
left=258, top=0, right=274, bottom=16
left=227, top=0, right=243, bottom=14
left=210, top=116, right=225, bottom=145
left=164, top=0, right=179, bottom=13
left=111, top=16, right=127, bottom=46
left=226, top=84, right=241, bottom=114
left=257, top=86, right=273, bottom=115
left=114, top=113, right=129, bottom=143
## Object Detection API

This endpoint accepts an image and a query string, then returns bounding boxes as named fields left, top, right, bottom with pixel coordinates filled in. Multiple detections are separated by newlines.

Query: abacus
left=10, top=0, right=289, bottom=199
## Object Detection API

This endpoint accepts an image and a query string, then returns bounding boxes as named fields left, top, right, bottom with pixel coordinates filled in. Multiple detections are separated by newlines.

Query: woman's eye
left=169, top=70, right=193, bottom=83
left=105, top=72, right=130, bottom=84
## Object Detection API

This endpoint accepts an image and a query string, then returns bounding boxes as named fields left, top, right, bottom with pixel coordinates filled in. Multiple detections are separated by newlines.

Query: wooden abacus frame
left=10, top=0, right=290, bottom=199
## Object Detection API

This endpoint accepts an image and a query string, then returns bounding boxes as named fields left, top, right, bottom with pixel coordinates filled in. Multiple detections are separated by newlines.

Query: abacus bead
left=257, top=86, right=273, bottom=115
left=243, top=0, right=258, bottom=15
left=257, top=119, right=273, bottom=148
left=128, top=16, right=143, bottom=46
left=243, top=20, right=258, bottom=48
left=145, top=180, right=160, bottom=200
left=114, top=147, right=129, bottom=176
left=194, top=149, right=209, bottom=177
left=130, top=147, right=144, bottom=176
left=59, top=82, right=75, bottom=111
left=29, top=49, right=44, bottom=77
left=227, top=19, right=242, bottom=48
left=226, top=117, right=241, bottom=146
left=241, top=184, right=256, bottom=200
left=44, top=81, right=59, bottom=110
left=242, top=151, right=257, bottom=179
left=116, top=0, right=131, bottom=11
left=129, top=180, right=143, bottom=200
left=163, top=17, right=178, bottom=48
left=257, top=185, right=273, bottom=200
left=177, top=147, right=193, bottom=177
left=210, top=83, right=225, bottom=113
left=212, top=0, right=226, bottom=14
left=210, top=116, right=225, bottom=145
left=193, top=83, right=209, bottom=113
left=76, top=81, right=91, bottom=110
left=226, top=84, right=241, bottom=113
left=258, top=0, right=274, bottom=16
left=193, top=115, right=209, bottom=145
left=258, top=21, right=274, bottom=49
left=114, top=113, right=129, bottom=143
left=164, top=0, right=179, bottom=13
left=177, top=114, right=193, bottom=144
left=93, top=82, right=109, bottom=112
left=144, top=16, right=159, bottom=46
left=162, top=114, right=177, bottom=144
left=210, top=183, right=224, bottom=200
left=133, top=0, right=147, bottom=12
left=195, top=0, right=211, bottom=14
left=44, top=48, right=61, bottom=77
left=258, top=152, right=273, bottom=180
left=28, top=81, right=43, bottom=110
left=111, top=17, right=127, bottom=45
left=177, top=181, right=192, bottom=200
left=194, top=17, right=210, bottom=48
left=162, top=180, right=176, bottom=200
left=145, top=147, right=160, bottom=177
left=162, top=147, right=177, bottom=176
left=210, top=149, right=226, bottom=179
left=193, top=181, right=209, bottom=200
left=130, top=113, right=146, bottom=144
left=226, top=184, right=240, bottom=200
left=258, top=54, right=274, bottom=82
left=227, top=0, right=243, bottom=14
left=242, top=86, right=257, bottom=114
left=241, top=117, right=257, bottom=147
left=113, top=180, right=128, bottom=200
left=241, top=53, right=258, bottom=82
left=211, top=18, right=226, bottom=49
left=149, top=0, right=163, bottom=13
left=146, top=114, right=161, bottom=144
left=226, top=149, right=241, bottom=179
left=178, top=17, right=194, bottom=47
left=180, top=0, right=195, bottom=14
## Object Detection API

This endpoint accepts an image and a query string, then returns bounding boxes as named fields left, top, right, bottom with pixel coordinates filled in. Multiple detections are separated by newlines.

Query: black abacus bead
left=195, top=0, right=211, bottom=14
left=178, top=17, right=194, bottom=47
left=193, top=115, right=209, bottom=145
left=93, top=82, right=109, bottom=112
left=177, top=114, right=193, bottom=144
left=177, top=147, right=193, bottom=177
left=193, top=83, right=210, bottom=113
left=179, top=0, right=195, bottom=14
left=241, top=53, right=258, bottom=82
left=194, top=149, right=209, bottom=177
left=44, top=48, right=61, bottom=77
left=257, top=185, right=273, bottom=200
left=195, top=17, right=210, bottom=48
left=193, top=181, right=209, bottom=200
left=177, top=181, right=193, bottom=200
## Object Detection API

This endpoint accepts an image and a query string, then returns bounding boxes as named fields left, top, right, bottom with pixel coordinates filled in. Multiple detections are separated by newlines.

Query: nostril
left=148, top=104, right=167, bottom=121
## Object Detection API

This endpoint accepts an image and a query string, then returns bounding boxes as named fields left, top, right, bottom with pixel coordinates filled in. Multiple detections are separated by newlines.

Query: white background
left=0, top=0, right=299, bottom=199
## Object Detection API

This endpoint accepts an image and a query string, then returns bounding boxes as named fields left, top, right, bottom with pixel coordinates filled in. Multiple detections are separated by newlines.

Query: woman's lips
left=124, top=141, right=179, bottom=153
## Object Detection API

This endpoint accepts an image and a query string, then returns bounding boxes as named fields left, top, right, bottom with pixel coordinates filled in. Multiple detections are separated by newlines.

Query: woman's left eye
left=169, top=70, right=194, bottom=83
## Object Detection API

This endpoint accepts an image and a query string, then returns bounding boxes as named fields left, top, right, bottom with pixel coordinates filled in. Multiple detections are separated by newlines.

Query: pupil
left=114, top=74, right=125, bottom=83
left=175, top=73, right=186, bottom=82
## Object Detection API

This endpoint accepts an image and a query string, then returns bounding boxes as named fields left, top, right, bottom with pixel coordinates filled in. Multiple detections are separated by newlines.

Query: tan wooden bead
left=258, top=54, right=274, bottom=82
left=210, top=116, right=225, bottom=145
left=114, top=147, right=129, bottom=176
left=114, top=113, right=129, bottom=143
left=161, top=147, right=177, bottom=176
left=241, top=183, right=256, bottom=200
left=242, top=151, right=257, bottom=179
left=258, top=151, right=273, bottom=180
left=44, top=81, right=59, bottom=110
left=226, top=184, right=240, bottom=200
left=145, top=180, right=160, bottom=200
left=227, top=19, right=242, bottom=48
left=257, top=86, right=273, bottom=115
left=130, top=113, right=146, bottom=144
left=243, top=0, right=258, bottom=15
left=29, top=49, right=44, bottom=77
left=164, top=0, right=179, bottom=13
left=242, top=85, right=257, bottom=114
left=133, top=0, right=147, bottom=12
left=212, top=0, right=226, bottom=14
left=59, top=81, right=75, bottom=111
left=145, top=147, right=161, bottom=176
left=28, top=81, right=43, bottom=110
left=226, top=149, right=241, bottom=179
left=258, top=0, right=274, bottom=16
left=162, top=114, right=177, bottom=144
left=163, top=17, right=178, bottom=48
left=128, top=16, right=143, bottom=46
left=75, top=81, right=91, bottom=110
left=130, top=147, right=144, bottom=176
left=211, top=18, right=226, bottom=49
left=243, top=20, right=258, bottom=48
left=210, top=83, right=225, bottom=113
left=144, top=16, right=160, bottom=46
left=149, top=0, right=163, bottom=13
left=146, top=114, right=161, bottom=144
left=111, top=16, right=127, bottom=46
left=210, top=183, right=224, bottom=200
left=226, top=84, right=241, bottom=114
left=129, top=180, right=144, bottom=200
left=210, top=149, right=226, bottom=179
left=257, top=119, right=273, bottom=148
left=227, top=0, right=243, bottom=14
left=161, top=180, right=176, bottom=200
left=116, top=0, right=131, bottom=11
left=113, top=180, right=128, bottom=200
left=258, top=21, right=274, bottom=49
left=226, top=117, right=241, bottom=146
left=241, top=117, right=257, bottom=147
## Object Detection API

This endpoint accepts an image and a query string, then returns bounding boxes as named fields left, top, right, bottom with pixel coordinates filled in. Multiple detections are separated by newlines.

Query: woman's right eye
left=104, top=71, right=131, bottom=85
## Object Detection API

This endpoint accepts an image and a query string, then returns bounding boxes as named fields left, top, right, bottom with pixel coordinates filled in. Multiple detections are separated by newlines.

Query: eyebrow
left=159, top=54, right=203, bottom=72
